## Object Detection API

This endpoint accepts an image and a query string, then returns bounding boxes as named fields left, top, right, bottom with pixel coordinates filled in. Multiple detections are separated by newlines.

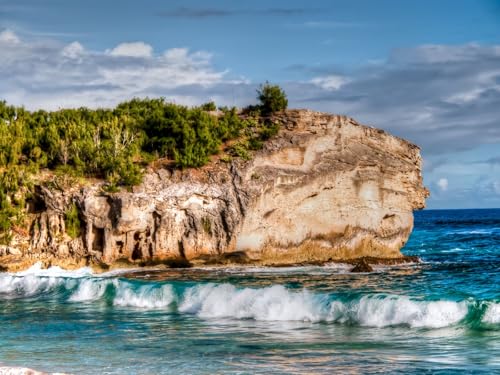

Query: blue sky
left=1, top=0, right=500, bottom=208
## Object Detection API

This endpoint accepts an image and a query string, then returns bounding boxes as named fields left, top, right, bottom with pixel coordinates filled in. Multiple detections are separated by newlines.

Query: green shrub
left=229, top=142, right=251, bottom=160
left=242, top=104, right=261, bottom=117
left=0, top=168, right=30, bottom=244
left=0, top=210, right=12, bottom=245
left=65, top=203, right=81, bottom=239
left=248, top=137, right=264, bottom=150
left=257, top=82, right=288, bottom=115
left=259, top=121, right=280, bottom=140
left=115, top=161, right=143, bottom=186
left=200, top=101, right=217, bottom=111
left=220, top=154, right=232, bottom=163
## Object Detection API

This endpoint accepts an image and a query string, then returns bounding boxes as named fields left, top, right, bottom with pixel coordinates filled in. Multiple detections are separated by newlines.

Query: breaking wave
left=113, top=283, right=176, bottom=308
left=482, top=303, right=500, bottom=324
left=1, top=267, right=498, bottom=329
left=177, top=284, right=470, bottom=327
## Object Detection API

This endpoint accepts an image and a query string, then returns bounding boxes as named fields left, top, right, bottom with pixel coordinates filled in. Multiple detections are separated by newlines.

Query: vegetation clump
left=64, top=203, right=81, bottom=239
left=256, top=81, right=288, bottom=115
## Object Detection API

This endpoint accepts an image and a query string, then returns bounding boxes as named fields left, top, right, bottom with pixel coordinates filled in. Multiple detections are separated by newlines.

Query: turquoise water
left=1, top=209, right=499, bottom=374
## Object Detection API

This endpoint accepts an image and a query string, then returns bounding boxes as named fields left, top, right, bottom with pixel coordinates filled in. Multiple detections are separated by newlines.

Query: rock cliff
left=1, top=110, right=428, bottom=270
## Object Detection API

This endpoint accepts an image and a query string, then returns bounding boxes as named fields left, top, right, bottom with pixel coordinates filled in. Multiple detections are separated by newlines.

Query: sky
left=0, top=0, right=499, bottom=209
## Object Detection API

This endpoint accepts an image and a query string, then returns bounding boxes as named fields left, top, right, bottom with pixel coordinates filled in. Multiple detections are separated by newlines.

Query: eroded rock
left=1, top=110, right=429, bottom=269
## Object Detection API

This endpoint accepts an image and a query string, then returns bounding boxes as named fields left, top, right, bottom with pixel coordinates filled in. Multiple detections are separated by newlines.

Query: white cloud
left=108, top=42, right=153, bottom=58
left=0, top=29, right=20, bottom=44
left=310, top=75, right=349, bottom=90
left=163, top=47, right=191, bottom=61
left=0, top=31, right=246, bottom=109
left=390, top=43, right=500, bottom=64
left=437, top=178, right=449, bottom=191
left=61, top=41, right=85, bottom=58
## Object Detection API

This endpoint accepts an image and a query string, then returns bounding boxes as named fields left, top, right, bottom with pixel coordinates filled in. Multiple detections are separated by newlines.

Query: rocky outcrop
left=2, top=110, right=428, bottom=270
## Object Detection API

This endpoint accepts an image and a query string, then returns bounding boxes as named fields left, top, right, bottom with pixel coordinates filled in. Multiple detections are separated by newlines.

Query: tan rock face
left=3, top=110, right=428, bottom=267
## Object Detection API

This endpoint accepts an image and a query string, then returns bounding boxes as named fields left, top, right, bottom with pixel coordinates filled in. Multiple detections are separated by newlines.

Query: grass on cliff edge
left=0, top=83, right=288, bottom=244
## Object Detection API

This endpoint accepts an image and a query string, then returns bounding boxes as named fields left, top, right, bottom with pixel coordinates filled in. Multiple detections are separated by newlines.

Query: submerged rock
left=350, top=259, right=374, bottom=273
left=1, top=110, right=428, bottom=270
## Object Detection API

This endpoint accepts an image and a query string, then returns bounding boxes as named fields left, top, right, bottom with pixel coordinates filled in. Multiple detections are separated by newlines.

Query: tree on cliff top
left=257, top=82, right=288, bottom=115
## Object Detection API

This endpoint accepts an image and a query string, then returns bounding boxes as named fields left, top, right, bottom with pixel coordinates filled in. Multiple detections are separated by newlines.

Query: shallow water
left=1, top=209, right=499, bottom=374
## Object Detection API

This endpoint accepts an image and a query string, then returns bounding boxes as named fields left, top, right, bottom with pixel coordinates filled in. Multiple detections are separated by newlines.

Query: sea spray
left=177, top=284, right=469, bottom=327
left=483, top=303, right=500, bottom=324
left=69, top=278, right=111, bottom=302
left=179, top=284, right=328, bottom=321
left=352, top=295, right=468, bottom=328
left=0, top=273, right=69, bottom=298
left=15, top=262, right=94, bottom=278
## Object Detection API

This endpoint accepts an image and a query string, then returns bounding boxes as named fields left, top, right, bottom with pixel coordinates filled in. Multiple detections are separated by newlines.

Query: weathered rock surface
left=1, top=110, right=428, bottom=270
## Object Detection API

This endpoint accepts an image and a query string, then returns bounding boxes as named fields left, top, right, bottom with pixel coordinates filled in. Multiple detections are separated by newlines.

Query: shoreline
left=0, top=254, right=420, bottom=274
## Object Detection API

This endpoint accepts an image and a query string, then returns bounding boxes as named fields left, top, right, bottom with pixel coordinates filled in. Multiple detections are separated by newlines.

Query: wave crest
left=178, top=284, right=468, bottom=327
left=114, top=283, right=176, bottom=308
left=0, top=270, right=494, bottom=328
left=351, top=296, right=468, bottom=328
left=180, top=284, right=326, bottom=321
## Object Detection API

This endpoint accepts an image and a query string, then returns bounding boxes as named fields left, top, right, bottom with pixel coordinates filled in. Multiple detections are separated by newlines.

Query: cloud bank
left=290, top=44, right=500, bottom=156
left=0, top=30, right=247, bottom=109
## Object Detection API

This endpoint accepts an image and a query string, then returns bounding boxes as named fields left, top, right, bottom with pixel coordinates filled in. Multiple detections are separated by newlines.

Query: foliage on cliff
left=0, top=83, right=287, bottom=243
left=64, top=203, right=81, bottom=239
left=257, top=82, right=288, bottom=115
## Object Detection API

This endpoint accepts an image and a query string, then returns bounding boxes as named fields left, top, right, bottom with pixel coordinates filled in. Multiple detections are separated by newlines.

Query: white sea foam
left=0, top=262, right=94, bottom=297
left=65, top=277, right=177, bottom=308
left=178, top=284, right=468, bottom=327
left=179, top=284, right=327, bottom=321
left=114, top=283, right=176, bottom=308
left=13, top=262, right=94, bottom=278
left=441, top=247, right=465, bottom=253
left=69, top=279, right=110, bottom=302
left=0, top=366, right=48, bottom=375
left=449, top=229, right=493, bottom=235
left=349, top=296, right=468, bottom=328
left=482, top=303, right=500, bottom=324
left=0, top=274, right=65, bottom=297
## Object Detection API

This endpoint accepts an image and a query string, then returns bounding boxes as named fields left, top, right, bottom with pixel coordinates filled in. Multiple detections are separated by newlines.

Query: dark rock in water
left=193, top=251, right=251, bottom=265
left=351, top=259, right=374, bottom=273
left=138, top=257, right=193, bottom=268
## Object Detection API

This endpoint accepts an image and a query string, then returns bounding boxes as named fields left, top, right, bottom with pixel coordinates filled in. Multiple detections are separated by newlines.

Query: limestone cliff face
left=2, top=110, right=428, bottom=268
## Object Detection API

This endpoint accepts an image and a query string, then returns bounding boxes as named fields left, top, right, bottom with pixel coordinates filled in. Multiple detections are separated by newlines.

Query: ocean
left=1, top=209, right=499, bottom=374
